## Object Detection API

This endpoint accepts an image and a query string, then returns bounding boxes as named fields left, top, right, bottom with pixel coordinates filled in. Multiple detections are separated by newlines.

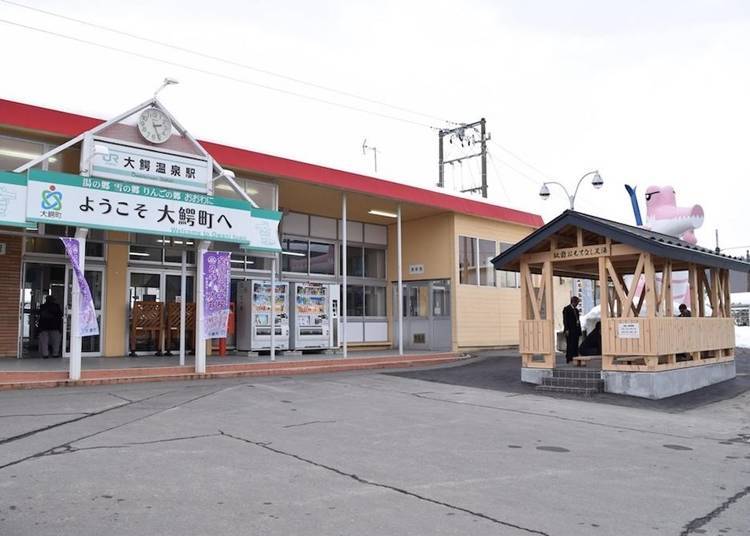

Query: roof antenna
left=154, top=77, right=179, bottom=98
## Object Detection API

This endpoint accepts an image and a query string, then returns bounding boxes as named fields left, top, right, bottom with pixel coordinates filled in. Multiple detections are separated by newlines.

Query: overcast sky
left=1, top=0, right=749, bottom=253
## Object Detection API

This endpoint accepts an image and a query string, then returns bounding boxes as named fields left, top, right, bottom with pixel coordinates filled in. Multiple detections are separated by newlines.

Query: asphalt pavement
left=0, top=353, right=748, bottom=535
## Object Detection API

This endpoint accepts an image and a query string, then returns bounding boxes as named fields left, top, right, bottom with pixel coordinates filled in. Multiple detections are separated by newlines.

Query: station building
left=0, top=98, right=553, bottom=362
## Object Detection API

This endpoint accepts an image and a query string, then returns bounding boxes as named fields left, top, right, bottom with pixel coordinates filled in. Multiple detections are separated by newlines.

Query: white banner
left=26, top=170, right=280, bottom=249
left=88, top=139, right=212, bottom=194
left=0, top=172, right=34, bottom=228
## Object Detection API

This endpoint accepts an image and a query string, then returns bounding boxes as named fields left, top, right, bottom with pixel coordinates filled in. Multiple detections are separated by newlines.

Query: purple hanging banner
left=60, top=237, right=99, bottom=337
left=201, top=251, right=231, bottom=340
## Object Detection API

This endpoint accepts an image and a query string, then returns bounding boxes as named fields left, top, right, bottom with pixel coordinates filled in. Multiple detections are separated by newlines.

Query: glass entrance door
left=20, top=262, right=104, bottom=358
left=128, top=271, right=195, bottom=354
left=395, top=280, right=452, bottom=351
left=21, top=262, right=66, bottom=358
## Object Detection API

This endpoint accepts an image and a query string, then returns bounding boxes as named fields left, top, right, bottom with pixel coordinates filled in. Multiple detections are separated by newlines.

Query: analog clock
left=137, top=108, right=172, bottom=144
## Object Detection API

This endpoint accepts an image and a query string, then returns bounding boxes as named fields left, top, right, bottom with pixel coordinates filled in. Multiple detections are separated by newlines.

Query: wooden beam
left=644, top=253, right=657, bottom=318
left=697, top=266, right=706, bottom=317
left=524, top=264, right=541, bottom=320
left=688, top=263, right=700, bottom=317
left=544, top=260, right=554, bottom=324
left=624, top=254, right=645, bottom=315
left=710, top=269, right=720, bottom=318
left=520, top=260, right=530, bottom=321
left=664, top=260, right=673, bottom=316
left=576, top=228, right=583, bottom=247
left=599, top=256, right=610, bottom=358
left=606, top=259, right=630, bottom=316
left=723, top=269, right=731, bottom=318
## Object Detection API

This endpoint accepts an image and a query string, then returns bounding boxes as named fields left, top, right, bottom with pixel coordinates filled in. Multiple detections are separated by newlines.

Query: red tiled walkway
left=0, top=352, right=464, bottom=390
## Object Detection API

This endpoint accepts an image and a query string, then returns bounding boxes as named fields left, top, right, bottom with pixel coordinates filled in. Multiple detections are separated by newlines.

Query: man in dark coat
left=562, top=296, right=582, bottom=363
left=38, top=294, right=63, bottom=358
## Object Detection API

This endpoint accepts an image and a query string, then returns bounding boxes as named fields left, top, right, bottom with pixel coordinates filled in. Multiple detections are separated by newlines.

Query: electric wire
left=0, top=0, right=460, bottom=127
left=0, top=4, right=561, bottom=189
left=0, top=17, right=438, bottom=130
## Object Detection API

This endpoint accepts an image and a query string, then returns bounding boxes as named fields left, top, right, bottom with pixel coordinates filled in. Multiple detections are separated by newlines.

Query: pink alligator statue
left=644, top=185, right=704, bottom=245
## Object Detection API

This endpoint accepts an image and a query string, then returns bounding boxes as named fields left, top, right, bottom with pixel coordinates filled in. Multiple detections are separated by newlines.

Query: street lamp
left=539, top=170, right=603, bottom=210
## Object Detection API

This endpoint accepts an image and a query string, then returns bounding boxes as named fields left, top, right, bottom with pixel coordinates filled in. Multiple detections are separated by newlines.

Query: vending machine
left=290, top=282, right=331, bottom=350
left=328, top=284, right=341, bottom=349
left=236, top=280, right=289, bottom=352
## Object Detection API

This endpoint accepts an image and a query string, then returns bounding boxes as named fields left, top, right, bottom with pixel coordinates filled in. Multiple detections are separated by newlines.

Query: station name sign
left=86, top=138, right=212, bottom=194
left=25, top=170, right=281, bottom=250
left=551, top=244, right=610, bottom=261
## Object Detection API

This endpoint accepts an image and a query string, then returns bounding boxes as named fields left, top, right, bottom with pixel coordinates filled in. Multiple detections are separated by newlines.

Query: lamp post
left=539, top=170, right=603, bottom=210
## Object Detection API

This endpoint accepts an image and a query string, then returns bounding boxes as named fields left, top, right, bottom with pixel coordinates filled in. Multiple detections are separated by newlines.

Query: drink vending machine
left=290, top=282, right=332, bottom=350
left=236, top=280, right=289, bottom=352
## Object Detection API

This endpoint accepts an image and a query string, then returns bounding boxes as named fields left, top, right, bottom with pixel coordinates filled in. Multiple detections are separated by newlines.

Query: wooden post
left=543, top=260, right=555, bottom=368
left=663, top=260, right=673, bottom=317
left=520, top=259, right=530, bottom=366
left=710, top=268, right=720, bottom=318
left=599, top=256, right=613, bottom=369
left=696, top=266, right=706, bottom=318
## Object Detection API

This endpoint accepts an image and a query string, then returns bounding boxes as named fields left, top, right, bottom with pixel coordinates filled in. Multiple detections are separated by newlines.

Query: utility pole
left=437, top=118, right=490, bottom=198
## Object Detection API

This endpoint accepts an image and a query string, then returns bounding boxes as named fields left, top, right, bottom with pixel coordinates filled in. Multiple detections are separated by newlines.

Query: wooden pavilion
left=491, top=211, right=750, bottom=399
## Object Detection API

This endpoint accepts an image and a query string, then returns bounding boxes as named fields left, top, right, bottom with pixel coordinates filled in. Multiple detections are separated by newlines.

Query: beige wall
left=452, top=214, right=537, bottom=350
left=386, top=213, right=454, bottom=282
left=104, top=231, right=128, bottom=356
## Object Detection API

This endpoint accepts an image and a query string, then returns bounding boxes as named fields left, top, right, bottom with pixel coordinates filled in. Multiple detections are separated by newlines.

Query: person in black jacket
left=38, top=294, right=63, bottom=358
left=562, top=296, right=582, bottom=363
left=579, top=321, right=602, bottom=356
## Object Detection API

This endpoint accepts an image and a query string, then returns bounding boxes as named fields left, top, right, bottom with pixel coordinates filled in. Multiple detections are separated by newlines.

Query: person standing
left=562, top=296, right=582, bottom=363
left=678, top=303, right=692, bottom=317
left=38, top=294, right=63, bottom=358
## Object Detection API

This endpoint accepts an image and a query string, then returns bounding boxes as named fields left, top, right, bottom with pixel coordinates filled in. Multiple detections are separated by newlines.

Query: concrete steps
left=535, top=368, right=604, bottom=396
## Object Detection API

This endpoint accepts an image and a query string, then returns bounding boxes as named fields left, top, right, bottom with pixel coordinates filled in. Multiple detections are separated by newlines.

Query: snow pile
left=737, top=326, right=750, bottom=348
left=731, top=292, right=750, bottom=306
left=580, top=305, right=601, bottom=334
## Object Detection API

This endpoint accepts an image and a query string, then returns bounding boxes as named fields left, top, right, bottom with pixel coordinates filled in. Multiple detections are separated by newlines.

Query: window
left=458, top=236, right=477, bottom=284
left=432, top=281, right=450, bottom=317
left=0, top=135, right=44, bottom=171
left=309, top=242, right=335, bottom=275
left=213, top=174, right=277, bottom=209
left=129, top=234, right=196, bottom=264
left=497, top=242, right=520, bottom=288
left=346, top=285, right=364, bottom=316
left=364, top=286, right=386, bottom=317
left=478, top=239, right=496, bottom=287
left=281, top=239, right=308, bottom=272
left=364, top=248, right=385, bottom=279
left=344, top=245, right=364, bottom=277
left=25, top=225, right=105, bottom=258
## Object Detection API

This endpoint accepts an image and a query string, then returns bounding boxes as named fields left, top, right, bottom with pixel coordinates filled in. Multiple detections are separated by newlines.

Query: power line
left=1, top=0, right=459, bottom=127
left=489, top=138, right=551, bottom=182
left=486, top=152, right=512, bottom=205
left=0, top=17, right=438, bottom=129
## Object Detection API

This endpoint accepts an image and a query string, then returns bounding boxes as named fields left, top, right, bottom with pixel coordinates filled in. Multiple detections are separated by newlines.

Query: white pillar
left=397, top=205, right=403, bottom=356
left=69, top=228, right=88, bottom=381
left=341, top=193, right=347, bottom=358
left=195, top=240, right=210, bottom=374
left=270, top=256, right=276, bottom=362
left=179, top=249, right=187, bottom=366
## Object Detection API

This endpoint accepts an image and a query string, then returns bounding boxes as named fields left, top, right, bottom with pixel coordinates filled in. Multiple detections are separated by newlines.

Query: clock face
left=137, top=108, right=172, bottom=144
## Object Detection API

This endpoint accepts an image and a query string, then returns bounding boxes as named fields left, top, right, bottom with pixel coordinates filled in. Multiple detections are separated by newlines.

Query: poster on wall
left=60, top=237, right=100, bottom=337
left=201, top=251, right=231, bottom=340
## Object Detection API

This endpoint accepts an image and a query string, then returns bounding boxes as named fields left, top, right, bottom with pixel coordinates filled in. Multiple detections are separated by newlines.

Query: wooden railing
left=603, top=317, right=735, bottom=355
left=519, top=320, right=555, bottom=368
left=601, top=317, right=735, bottom=371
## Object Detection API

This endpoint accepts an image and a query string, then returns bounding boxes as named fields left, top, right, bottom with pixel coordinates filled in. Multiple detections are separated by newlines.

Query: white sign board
left=0, top=172, right=34, bottom=229
left=242, top=209, right=282, bottom=253
left=617, top=322, right=641, bottom=339
left=409, top=264, right=425, bottom=275
left=88, top=139, right=212, bottom=193
left=26, top=170, right=280, bottom=249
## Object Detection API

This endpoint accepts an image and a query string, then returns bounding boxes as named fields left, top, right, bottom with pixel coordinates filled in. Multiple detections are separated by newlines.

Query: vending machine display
left=236, top=280, right=289, bottom=351
left=290, top=282, right=331, bottom=350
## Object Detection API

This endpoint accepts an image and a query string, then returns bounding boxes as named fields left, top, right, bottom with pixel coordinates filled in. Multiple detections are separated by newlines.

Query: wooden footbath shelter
left=491, top=211, right=750, bottom=399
